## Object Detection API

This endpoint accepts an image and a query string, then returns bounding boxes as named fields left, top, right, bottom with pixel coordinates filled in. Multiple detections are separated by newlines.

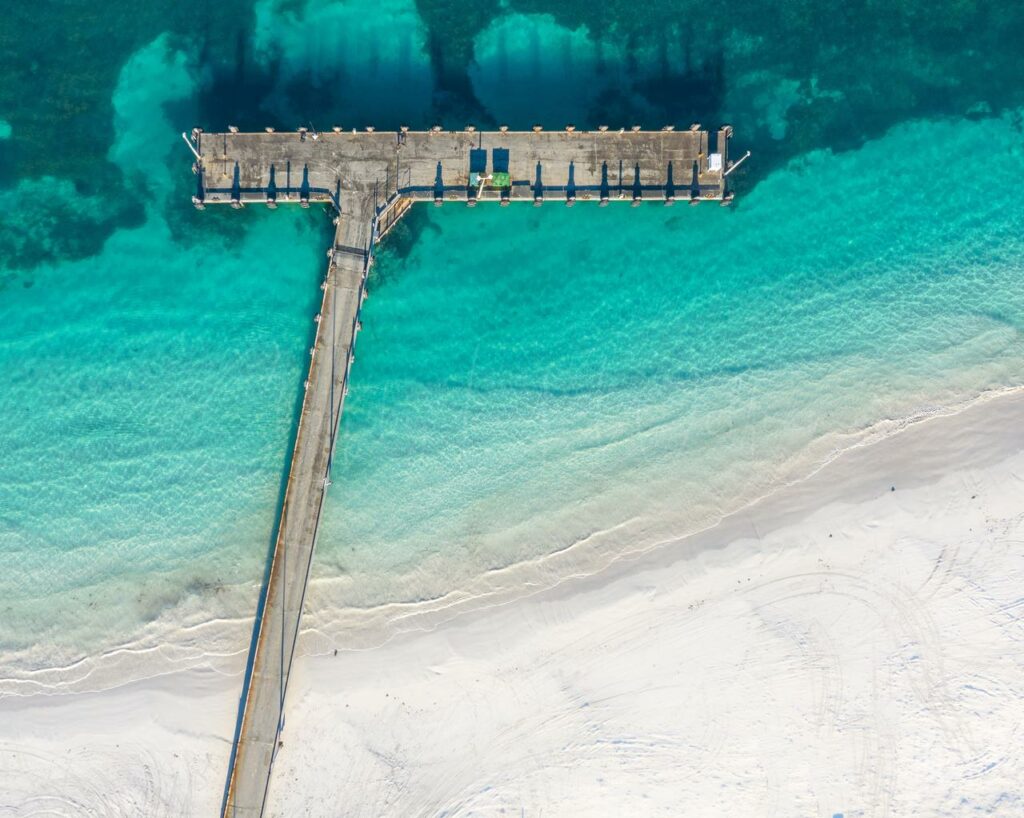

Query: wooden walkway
left=191, top=126, right=736, bottom=818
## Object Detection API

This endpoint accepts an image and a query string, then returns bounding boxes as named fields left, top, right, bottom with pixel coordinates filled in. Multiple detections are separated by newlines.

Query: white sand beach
left=2, top=389, right=1023, bottom=817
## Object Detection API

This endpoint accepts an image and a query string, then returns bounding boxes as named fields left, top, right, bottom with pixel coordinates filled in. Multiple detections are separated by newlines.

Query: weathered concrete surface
left=195, top=127, right=731, bottom=207
left=222, top=194, right=373, bottom=818
left=196, top=125, right=736, bottom=818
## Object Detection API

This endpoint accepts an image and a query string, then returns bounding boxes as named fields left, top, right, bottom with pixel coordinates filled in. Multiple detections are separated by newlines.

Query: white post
left=181, top=132, right=201, bottom=162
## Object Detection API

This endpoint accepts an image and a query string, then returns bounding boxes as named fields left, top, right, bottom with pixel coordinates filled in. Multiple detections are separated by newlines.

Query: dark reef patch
left=3, top=0, right=1024, bottom=275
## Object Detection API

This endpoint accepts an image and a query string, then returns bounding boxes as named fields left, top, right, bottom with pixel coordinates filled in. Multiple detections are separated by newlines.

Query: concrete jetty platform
left=190, top=126, right=737, bottom=818
left=192, top=125, right=733, bottom=209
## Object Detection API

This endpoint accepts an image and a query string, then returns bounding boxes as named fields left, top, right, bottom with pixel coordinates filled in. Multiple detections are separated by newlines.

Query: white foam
left=3, top=373, right=1023, bottom=815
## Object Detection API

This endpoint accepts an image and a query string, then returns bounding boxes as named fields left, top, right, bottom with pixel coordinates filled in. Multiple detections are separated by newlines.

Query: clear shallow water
left=313, top=112, right=1024, bottom=612
left=0, top=38, right=330, bottom=677
left=0, top=1, right=1023, bottom=688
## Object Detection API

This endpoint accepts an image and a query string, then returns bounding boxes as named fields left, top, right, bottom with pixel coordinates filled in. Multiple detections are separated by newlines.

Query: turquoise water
left=1, top=1, right=1023, bottom=688
left=314, top=113, right=1024, bottom=613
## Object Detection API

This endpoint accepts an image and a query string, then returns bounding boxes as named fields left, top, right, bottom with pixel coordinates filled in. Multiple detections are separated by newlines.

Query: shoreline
left=2, top=383, right=1022, bottom=698
left=2, top=382, right=1023, bottom=813
left=302, top=382, right=1024, bottom=650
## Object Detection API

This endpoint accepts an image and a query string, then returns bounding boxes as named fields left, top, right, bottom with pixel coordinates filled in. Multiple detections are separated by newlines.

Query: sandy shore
left=2, top=389, right=1023, bottom=816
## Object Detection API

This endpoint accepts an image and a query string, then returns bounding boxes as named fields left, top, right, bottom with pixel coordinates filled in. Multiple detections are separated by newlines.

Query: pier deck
left=195, top=126, right=732, bottom=208
left=196, top=126, right=735, bottom=818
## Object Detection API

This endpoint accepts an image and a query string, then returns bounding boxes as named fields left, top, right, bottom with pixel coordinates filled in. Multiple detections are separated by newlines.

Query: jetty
left=188, top=124, right=737, bottom=818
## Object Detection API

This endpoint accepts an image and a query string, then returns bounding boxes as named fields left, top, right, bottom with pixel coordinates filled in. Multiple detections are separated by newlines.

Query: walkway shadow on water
left=374, top=205, right=435, bottom=268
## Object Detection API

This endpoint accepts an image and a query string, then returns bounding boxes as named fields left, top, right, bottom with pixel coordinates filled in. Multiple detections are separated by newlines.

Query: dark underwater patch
left=3, top=0, right=1024, bottom=277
